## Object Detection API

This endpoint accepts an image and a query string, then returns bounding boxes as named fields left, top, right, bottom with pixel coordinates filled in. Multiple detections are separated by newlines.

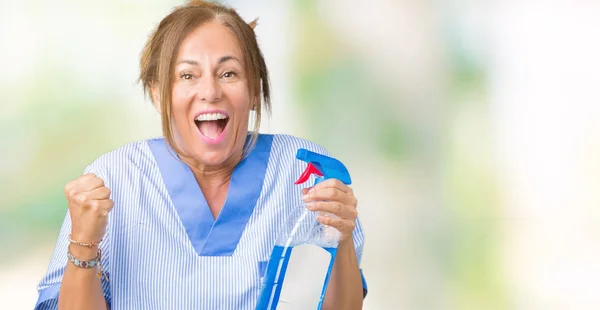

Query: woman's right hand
left=64, top=173, right=114, bottom=247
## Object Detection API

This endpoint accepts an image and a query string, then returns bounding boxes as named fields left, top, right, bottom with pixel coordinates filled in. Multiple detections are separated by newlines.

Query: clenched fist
left=64, top=173, right=113, bottom=244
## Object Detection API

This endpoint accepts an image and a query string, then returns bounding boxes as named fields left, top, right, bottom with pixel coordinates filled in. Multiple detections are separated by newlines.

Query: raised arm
left=301, top=179, right=367, bottom=310
left=57, top=173, right=113, bottom=310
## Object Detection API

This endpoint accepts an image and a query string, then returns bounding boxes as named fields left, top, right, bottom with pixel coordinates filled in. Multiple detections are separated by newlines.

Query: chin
left=195, top=149, right=230, bottom=167
left=176, top=124, right=246, bottom=169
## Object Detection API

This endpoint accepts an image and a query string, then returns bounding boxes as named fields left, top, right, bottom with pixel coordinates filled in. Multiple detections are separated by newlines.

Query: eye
left=221, top=71, right=237, bottom=79
left=180, top=73, right=194, bottom=80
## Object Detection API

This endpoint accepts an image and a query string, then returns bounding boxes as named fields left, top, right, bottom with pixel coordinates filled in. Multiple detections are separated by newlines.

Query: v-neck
left=148, top=134, right=273, bottom=256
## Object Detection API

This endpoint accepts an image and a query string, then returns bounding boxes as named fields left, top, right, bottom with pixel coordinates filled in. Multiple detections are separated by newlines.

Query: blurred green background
left=2, top=1, right=600, bottom=309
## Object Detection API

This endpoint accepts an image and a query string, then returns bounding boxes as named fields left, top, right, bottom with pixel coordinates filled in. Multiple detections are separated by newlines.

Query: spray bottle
left=256, top=148, right=352, bottom=310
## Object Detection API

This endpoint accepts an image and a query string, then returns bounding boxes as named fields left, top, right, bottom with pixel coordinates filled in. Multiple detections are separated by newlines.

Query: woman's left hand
left=302, top=179, right=358, bottom=242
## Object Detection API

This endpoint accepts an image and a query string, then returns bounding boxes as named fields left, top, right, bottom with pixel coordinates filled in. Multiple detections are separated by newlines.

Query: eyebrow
left=177, top=56, right=240, bottom=66
left=218, top=55, right=239, bottom=64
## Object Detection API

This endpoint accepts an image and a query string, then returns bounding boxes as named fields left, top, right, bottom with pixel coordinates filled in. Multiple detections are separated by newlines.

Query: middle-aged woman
left=35, top=1, right=367, bottom=309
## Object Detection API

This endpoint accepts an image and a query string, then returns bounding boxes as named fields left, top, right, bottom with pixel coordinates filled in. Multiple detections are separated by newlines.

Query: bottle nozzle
left=294, top=149, right=352, bottom=186
left=294, top=163, right=324, bottom=185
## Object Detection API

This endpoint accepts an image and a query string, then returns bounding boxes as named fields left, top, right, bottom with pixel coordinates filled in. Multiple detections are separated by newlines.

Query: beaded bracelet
left=67, top=247, right=110, bottom=282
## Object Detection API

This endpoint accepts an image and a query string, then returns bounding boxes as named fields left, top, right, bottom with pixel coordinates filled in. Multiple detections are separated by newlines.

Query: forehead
left=177, top=21, right=244, bottom=62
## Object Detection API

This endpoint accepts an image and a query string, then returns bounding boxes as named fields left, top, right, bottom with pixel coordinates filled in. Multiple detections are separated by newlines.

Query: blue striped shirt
left=35, top=134, right=366, bottom=310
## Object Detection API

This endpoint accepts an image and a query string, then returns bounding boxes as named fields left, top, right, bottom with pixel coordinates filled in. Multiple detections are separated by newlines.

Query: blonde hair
left=139, top=0, right=271, bottom=157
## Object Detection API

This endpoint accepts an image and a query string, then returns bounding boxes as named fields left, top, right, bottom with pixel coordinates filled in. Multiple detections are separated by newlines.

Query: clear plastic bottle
left=256, top=149, right=352, bottom=310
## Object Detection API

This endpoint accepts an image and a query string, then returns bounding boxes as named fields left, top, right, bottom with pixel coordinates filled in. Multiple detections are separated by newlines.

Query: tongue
left=198, top=120, right=222, bottom=139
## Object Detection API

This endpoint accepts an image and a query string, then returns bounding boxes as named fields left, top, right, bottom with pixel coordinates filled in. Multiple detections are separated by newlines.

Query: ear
left=150, top=82, right=161, bottom=113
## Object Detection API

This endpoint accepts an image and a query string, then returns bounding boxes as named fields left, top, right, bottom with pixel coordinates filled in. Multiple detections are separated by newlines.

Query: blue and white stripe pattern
left=35, top=134, right=366, bottom=310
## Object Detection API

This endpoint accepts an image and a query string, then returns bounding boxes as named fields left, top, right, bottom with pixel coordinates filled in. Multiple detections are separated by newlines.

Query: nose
left=199, top=76, right=222, bottom=103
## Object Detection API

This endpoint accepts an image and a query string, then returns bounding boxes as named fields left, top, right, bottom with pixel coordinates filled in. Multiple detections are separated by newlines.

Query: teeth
left=195, top=113, right=228, bottom=121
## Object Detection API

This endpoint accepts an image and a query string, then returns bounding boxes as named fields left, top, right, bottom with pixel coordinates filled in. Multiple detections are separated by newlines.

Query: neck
left=180, top=151, right=243, bottom=218
left=184, top=151, right=241, bottom=187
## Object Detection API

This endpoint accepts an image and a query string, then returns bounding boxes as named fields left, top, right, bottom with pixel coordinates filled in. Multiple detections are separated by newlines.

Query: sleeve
left=34, top=165, right=112, bottom=309
left=352, top=216, right=368, bottom=298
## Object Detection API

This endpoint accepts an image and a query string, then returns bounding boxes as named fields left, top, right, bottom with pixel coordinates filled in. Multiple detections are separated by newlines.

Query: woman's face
left=169, top=21, right=251, bottom=168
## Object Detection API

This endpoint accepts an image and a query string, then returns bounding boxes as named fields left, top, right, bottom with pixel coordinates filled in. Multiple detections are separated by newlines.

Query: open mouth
left=194, top=112, right=229, bottom=140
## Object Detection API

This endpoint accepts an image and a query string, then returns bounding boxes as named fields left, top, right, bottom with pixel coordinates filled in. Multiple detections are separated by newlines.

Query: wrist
left=68, top=244, right=99, bottom=260
left=338, top=237, right=355, bottom=251
left=69, top=232, right=103, bottom=244
left=66, top=245, right=110, bottom=282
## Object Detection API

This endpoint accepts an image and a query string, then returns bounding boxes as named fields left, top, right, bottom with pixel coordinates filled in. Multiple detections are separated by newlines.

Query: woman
left=35, top=1, right=366, bottom=309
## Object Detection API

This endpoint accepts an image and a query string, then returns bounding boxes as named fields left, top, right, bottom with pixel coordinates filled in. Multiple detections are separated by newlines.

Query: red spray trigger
left=294, top=163, right=324, bottom=185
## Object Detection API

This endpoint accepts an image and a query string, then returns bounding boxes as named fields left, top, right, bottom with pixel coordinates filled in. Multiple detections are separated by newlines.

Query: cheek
left=229, top=85, right=251, bottom=111
left=233, top=97, right=251, bottom=128
left=224, top=84, right=251, bottom=123
left=170, top=86, right=195, bottom=132
left=171, top=84, right=192, bottom=110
